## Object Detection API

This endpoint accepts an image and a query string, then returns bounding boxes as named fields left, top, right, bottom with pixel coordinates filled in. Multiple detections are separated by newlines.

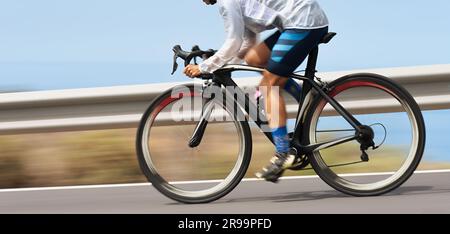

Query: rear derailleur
left=358, top=125, right=376, bottom=162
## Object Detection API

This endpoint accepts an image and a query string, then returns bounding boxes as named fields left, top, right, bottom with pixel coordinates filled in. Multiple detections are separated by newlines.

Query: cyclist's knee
left=245, top=50, right=267, bottom=68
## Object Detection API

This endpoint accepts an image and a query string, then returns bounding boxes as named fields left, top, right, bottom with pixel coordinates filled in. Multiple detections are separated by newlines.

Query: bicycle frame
left=138, top=33, right=425, bottom=203
left=189, top=46, right=365, bottom=155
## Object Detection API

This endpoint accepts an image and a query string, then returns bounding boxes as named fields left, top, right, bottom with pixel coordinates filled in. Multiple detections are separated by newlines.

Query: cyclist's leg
left=260, top=72, right=289, bottom=129
left=244, top=43, right=271, bottom=68
left=257, top=27, right=329, bottom=182
left=245, top=31, right=303, bottom=102
left=244, top=31, right=280, bottom=67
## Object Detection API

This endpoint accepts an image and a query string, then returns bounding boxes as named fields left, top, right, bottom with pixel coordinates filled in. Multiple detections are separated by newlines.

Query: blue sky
left=0, top=0, right=449, bottom=90
left=0, top=1, right=449, bottom=162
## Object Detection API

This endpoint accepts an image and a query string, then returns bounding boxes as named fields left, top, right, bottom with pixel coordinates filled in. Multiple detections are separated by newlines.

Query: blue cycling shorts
left=264, top=27, right=328, bottom=77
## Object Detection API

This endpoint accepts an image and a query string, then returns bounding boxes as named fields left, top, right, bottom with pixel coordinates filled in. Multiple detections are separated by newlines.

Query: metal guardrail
left=0, top=64, right=449, bottom=135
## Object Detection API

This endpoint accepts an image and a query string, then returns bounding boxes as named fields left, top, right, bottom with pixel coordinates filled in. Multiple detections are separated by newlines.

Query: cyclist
left=184, top=0, right=329, bottom=183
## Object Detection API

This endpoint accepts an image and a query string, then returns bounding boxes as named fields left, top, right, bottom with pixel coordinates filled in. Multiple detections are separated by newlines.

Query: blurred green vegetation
left=0, top=127, right=449, bottom=189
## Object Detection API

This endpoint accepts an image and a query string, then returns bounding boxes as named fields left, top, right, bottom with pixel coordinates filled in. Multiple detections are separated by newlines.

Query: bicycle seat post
left=305, top=46, right=319, bottom=79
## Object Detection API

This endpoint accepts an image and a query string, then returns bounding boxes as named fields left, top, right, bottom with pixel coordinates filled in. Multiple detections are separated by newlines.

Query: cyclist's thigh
left=246, top=31, right=281, bottom=67
left=245, top=43, right=272, bottom=67
left=267, top=27, right=328, bottom=77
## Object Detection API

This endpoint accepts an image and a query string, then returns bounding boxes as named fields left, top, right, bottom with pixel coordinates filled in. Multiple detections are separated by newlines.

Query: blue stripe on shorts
left=270, top=30, right=310, bottom=63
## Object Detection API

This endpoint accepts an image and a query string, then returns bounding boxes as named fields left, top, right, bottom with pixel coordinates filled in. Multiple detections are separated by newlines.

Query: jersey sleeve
left=228, top=28, right=258, bottom=65
left=199, top=0, right=245, bottom=73
left=237, top=28, right=258, bottom=60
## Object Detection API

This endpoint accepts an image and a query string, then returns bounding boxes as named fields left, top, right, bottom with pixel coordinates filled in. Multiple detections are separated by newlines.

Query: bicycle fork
left=188, top=100, right=215, bottom=148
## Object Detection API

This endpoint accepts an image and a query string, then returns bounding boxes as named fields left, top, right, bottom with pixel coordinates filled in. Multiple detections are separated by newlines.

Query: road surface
left=1, top=170, right=450, bottom=214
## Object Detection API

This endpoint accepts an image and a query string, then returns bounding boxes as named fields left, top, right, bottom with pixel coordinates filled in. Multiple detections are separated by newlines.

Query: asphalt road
left=1, top=170, right=450, bottom=214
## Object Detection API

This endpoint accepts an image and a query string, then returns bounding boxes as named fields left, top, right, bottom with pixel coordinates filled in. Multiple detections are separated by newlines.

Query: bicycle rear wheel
left=303, top=74, right=425, bottom=196
left=136, top=84, right=252, bottom=203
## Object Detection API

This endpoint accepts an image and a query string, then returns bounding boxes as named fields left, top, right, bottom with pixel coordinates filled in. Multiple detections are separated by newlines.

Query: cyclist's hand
left=184, top=65, right=202, bottom=78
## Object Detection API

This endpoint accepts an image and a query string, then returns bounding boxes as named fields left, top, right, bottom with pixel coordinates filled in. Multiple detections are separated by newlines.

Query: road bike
left=136, top=32, right=426, bottom=203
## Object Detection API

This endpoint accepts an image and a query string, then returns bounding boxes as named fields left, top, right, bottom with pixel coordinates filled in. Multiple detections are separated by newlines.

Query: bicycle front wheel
left=136, top=84, right=252, bottom=203
left=303, top=74, right=426, bottom=196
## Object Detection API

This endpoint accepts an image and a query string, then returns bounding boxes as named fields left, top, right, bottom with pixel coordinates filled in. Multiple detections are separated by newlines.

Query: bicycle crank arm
left=303, top=135, right=358, bottom=153
left=188, top=101, right=215, bottom=148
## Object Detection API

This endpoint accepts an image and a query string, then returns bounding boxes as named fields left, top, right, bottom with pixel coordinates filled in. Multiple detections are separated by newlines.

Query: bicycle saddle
left=320, top=32, right=337, bottom=44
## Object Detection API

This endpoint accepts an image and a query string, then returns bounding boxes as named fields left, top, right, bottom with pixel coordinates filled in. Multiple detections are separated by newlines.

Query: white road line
left=0, top=169, right=449, bottom=193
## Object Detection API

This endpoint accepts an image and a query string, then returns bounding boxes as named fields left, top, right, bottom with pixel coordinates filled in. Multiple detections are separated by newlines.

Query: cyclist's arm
left=233, top=28, right=258, bottom=62
left=199, top=0, right=245, bottom=74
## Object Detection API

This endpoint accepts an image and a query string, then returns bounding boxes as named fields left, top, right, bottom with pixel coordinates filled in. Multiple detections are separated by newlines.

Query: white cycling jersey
left=199, top=0, right=329, bottom=74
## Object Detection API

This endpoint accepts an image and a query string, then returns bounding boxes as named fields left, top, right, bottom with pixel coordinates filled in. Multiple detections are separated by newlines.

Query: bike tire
left=302, top=73, right=426, bottom=196
left=136, top=84, right=252, bottom=203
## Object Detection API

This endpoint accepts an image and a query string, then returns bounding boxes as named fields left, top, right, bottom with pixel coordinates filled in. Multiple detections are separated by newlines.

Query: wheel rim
left=140, top=88, right=247, bottom=198
left=309, top=80, right=420, bottom=191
